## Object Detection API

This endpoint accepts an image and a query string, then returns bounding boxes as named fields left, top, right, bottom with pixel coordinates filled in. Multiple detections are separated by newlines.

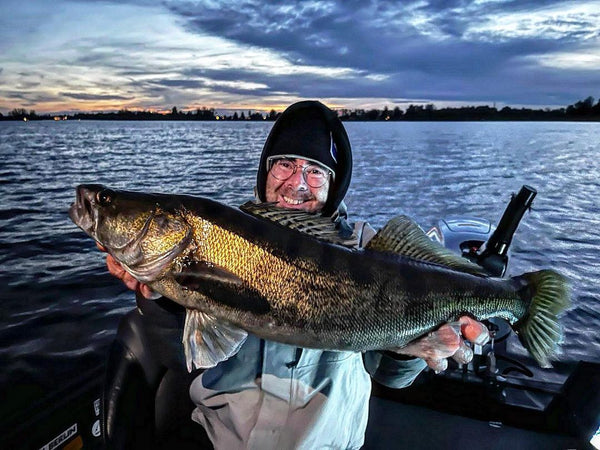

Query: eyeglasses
left=268, top=158, right=332, bottom=188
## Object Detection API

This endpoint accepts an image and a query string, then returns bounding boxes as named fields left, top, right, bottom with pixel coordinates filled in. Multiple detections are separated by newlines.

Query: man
left=104, top=101, right=488, bottom=449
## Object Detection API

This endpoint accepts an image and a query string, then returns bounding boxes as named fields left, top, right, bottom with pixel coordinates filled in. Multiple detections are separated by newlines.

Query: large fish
left=69, top=184, right=569, bottom=369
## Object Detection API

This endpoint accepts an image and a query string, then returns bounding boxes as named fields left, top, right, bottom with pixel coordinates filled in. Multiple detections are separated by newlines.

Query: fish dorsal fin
left=183, top=309, right=248, bottom=371
left=365, top=215, right=488, bottom=276
left=240, top=202, right=357, bottom=246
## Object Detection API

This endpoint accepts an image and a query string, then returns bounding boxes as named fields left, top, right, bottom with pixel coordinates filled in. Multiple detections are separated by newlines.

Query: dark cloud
left=61, top=92, right=133, bottom=101
left=0, top=90, right=63, bottom=107
left=2, top=91, right=31, bottom=100
left=469, top=0, right=585, bottom=15
left=163, top=0, right=599, bottom=106
left=150, top=79, right=206, bottom=89
left=167, top=0, right=585, bottom=69
left=179, top=60, right=592, bottom=107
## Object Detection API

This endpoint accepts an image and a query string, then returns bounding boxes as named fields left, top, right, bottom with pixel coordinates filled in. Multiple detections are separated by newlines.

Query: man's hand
left=393, top=316, right=490, bottom=373
left=97, top=242, right=157, bottom=299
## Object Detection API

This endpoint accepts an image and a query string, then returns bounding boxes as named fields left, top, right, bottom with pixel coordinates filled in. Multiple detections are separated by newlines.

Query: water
left=1, top=120, right=599, bottom=421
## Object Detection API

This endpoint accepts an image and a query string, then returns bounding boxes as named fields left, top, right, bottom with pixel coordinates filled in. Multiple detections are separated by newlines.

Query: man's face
left=265, top=158, right=331, bottom=213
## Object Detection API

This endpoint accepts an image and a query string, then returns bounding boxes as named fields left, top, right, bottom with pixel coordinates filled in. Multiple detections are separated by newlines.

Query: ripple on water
left=1, top=120, right=599, bottom=417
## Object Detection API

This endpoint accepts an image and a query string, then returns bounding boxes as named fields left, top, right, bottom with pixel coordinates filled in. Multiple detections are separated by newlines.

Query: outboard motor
left=426, top=217, right=495, bottom=260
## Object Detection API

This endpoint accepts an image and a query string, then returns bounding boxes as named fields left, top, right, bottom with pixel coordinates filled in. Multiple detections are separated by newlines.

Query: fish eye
left=96, top=189, right=116, bottom=206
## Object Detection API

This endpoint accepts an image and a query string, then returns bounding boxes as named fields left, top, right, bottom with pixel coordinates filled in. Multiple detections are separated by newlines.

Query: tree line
left=337, top=96, right=600, bottom=121
left=2, top=96, right=600, bottom=122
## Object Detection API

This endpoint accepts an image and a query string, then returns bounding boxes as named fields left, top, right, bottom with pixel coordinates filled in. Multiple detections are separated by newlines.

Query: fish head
left=69, top=184, right=192, bottom=282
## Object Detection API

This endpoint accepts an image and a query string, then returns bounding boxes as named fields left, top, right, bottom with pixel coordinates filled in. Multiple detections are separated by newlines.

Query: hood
left=256, top=100, right=352, bottom=216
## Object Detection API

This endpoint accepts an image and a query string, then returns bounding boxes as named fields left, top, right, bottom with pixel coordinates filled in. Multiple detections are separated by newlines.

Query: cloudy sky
left=1, top=0, right=599, bottom=114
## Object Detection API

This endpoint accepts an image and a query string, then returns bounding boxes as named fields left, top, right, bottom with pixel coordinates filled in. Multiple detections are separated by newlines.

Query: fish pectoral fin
left=183, top=309, right=248, bottom=371
left=174, top=260, right=271, bottom=314
left=174, top=260, right=243, bottom=290
left=365, top=215, right=488, bottom=276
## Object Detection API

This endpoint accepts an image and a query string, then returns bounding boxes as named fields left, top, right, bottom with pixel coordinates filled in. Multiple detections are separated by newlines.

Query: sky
left=0, top=0, right=599, bottom=115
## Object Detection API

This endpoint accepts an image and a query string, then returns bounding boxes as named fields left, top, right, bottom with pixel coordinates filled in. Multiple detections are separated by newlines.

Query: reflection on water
left=1, top=120, right=599, bottom=418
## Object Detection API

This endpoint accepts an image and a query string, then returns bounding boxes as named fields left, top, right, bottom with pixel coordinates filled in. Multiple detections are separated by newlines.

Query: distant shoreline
left=3, top=117, right=599, bottom=123
left=2, top=97, right=599, bottom=122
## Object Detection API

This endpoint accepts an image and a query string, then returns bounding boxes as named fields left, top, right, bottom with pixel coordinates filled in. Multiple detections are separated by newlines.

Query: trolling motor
left=474, top=185, right=537, bottom=277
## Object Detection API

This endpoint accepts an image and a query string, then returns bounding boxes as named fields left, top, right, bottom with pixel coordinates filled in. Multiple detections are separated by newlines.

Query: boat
left=1, top=365, right=104, bottom=449
left=3, top=186, right=599, bottom=449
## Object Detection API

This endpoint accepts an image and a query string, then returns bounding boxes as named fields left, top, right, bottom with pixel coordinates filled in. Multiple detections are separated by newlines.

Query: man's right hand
left=98, top=242, right=157, bottom=299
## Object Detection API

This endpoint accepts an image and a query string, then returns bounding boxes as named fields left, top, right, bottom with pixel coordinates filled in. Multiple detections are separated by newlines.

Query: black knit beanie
left=256, top=101, right=352, bottom=216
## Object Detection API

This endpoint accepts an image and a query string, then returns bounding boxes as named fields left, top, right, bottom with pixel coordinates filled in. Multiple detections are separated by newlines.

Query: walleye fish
left=69, top=184, right=569, bottom=370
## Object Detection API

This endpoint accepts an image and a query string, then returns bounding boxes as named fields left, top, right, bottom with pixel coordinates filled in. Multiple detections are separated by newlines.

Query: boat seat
left=102, top=294, right=212, bottom=449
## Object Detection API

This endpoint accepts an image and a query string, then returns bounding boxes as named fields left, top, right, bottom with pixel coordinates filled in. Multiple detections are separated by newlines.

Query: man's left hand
left=392, top=316, right=490, bottom=373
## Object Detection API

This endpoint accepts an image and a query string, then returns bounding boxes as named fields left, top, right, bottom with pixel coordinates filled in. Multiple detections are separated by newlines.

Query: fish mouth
left=69, top=184, right=156, bottom=250
left=69, top=184, right=104, bottom=237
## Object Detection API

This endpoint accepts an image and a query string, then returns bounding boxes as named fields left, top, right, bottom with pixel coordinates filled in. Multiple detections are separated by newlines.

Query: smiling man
left=264, top=157, right=331, bottom=211
left=255, top=101, right=353, bottom=218
left=259, top=104, right=338, bottom=213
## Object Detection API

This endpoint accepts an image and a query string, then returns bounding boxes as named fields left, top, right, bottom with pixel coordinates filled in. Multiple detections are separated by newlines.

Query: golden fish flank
left=185, top=213, right=297, bottom=300
left=183, top=213, right=358, bottom=320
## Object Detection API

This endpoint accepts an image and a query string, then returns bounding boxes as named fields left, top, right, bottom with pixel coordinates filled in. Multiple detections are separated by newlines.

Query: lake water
left=1, top=120, right=599, bottom=422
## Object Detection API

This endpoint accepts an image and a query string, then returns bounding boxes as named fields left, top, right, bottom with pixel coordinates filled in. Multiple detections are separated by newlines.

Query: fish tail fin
left=514, top=269, right=570, bottom=368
